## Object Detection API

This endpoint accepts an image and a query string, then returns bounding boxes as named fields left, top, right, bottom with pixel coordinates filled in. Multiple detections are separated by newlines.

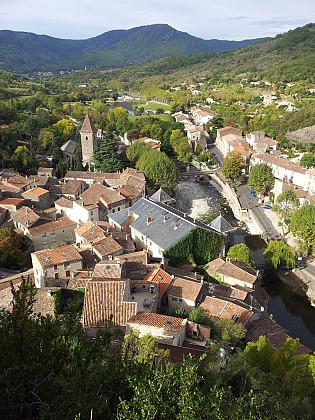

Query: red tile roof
left=127, top=311, right=186, bottom=332
left=83, top=279, right=137, bottom=328
left=168, top=277, right=203, bottom=302
left=32, top=244, right=82, bottom=268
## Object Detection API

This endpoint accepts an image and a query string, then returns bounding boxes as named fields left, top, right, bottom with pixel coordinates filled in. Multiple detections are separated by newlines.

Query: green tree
left=94, top=138, right=125, bottom=173
left=222, top=151, right=244, bottom=182
left=10, top=145, right=35, bottom=174
left=263, top=240, right=296, bottom=269
left=273, top=188, right=299, bottom=222
left=126, top=141, right=151, bottom=164
left=300, top=153, right=315, bottom=168
left=227, top=243, right=254, bottom=267
left=171, top=307, right=187, bottom=318
left=248, top=163, right=275, bottom=196
left=189, top=307, right=211, bottom=326
left=136, top=150, right=178, bottom=189
left=218, top=319, right=247, bottom=346
left=289, top=204, right=315, bottom=251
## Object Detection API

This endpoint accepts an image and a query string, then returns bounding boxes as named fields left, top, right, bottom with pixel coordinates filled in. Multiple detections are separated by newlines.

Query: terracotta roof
left=218, top=126, right=242, bottom=137
left=252, top=152, right=306, bottom=174
left=208, top=283, right=249, bottom=301
left=144, top=268, right=173, bottom=296
left=0, top=198, right=25, bottom=206
left=6, top=174, right=33, bottom=188
left=75, top=222, right=105, bottom=242
left=93, top=260, right=124, bottom=279
left=22, top=187, right=49, bottom=197
left=0, top=268, right=34, bottom=291
left=80, top=114, right=97, bottom=134
left=32, top=289, right=55, bottom=317
left=32, top=244, right=82, bottom=268
left=83, top=279, right=137, bottom=328
left=245, top=312, right=310, bottom=354
left=12, top=206, right=41, bottom=227
left=29, top=217, right=77, bottom=236
left=205, top=258, right=258, bottom=285
left=54, top=197, right=73, bottom=208
left=92, top=236, right=123, bottom=257
left=168, top=277, right=203, bottom=302
left=80, top=183, right=114, bottom=205
left=127, top=311, right=186, bottom=332
left=200, top=296, right=253, bottom=326
left=99, top=189, right=126, bottom=206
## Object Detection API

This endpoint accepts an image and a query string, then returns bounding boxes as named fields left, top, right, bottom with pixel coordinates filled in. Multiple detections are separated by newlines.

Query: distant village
left=0, top=111, right=312, bottom=357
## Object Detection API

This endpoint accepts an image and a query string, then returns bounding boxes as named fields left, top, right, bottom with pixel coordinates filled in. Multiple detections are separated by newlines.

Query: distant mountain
left=0, top=24, right=264, bottom=73
left=106, top=23, right=315, bottom=86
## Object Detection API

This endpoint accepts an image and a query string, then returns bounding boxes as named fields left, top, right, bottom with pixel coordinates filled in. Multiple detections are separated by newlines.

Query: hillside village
left=0, top=108, right=312, bottom=357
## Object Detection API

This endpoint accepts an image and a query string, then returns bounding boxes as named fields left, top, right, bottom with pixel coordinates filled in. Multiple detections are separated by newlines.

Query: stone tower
left=80, top=114, right=98, bottom=170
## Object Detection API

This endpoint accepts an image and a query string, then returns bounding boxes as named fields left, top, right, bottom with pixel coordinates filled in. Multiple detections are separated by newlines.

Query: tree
left=222, top=151, right=244, bottom=182
left=248, top=163, right=274, bottom=196
left=227, top=243, right=254, bottom=267
left=126, top=142, right=150, bottom=164
left=171, top=307, right=187, bottom=318
left=94, top=138, right=125, bottom=173
left=10, top=145, right=35, bottom=174
left=136, top=150, right=178, bottom=189
left=289, top=204, right=315, bottom=251
left=300, top=153, right=315, bottom=168
left=188, top=307, right=211, bottom=326
left=263, top=240, right=296, bottom=269
left=218, top=319, right=247, bottom=346
left=273, top=188, right=299, bottom=222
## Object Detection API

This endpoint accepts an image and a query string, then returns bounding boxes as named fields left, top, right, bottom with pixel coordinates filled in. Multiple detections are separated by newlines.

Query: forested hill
left=0, top=24, right=263, bottom=73
left=102, top=23, right=315, bottom=86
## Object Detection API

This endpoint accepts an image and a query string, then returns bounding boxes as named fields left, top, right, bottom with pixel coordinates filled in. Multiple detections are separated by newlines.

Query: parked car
left=250, top=189, right=256, bottom=197
left=262, top=204, right=272, bottom=209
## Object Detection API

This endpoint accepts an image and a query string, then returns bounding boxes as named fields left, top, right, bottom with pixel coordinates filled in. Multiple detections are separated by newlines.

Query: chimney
left=108, top=255, right=113, bottom=260
left=147, top=217, right=152, bottom=224
left=184, top=213, right=188, bottom=218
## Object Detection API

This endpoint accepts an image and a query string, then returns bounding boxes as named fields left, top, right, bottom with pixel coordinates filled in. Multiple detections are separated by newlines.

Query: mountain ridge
left=0, top=24, right=264, bottom=73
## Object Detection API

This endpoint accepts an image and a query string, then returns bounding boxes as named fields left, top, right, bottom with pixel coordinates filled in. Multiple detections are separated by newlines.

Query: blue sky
left=1, top=0, right=314, bottom=40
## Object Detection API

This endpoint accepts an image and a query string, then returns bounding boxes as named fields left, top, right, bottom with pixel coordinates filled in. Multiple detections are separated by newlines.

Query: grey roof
left=209, top=215, right=236, bottom=234
left=149, top=188, right=174, bottom=204
left=113, top=198, right=220, bottom=252
left=108, top=208, right=129, bottom=226
left=60, top=139, right=77, bottom=155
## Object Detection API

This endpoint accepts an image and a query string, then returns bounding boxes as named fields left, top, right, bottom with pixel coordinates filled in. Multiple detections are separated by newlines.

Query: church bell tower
left=80, top=114, right=98, bottom=170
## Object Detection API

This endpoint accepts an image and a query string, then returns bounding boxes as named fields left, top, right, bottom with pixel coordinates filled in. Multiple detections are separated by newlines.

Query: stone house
left=167, top=277, right=204, bottom=314
left=22, top=187, right=51, bottom=210
left=31, top=244, right=83, bottom=288
left=126, top=312, right=187, bottom=346
left=28, top=216, right=77, bottom=251
left=204, top=258, right=261, bottom=297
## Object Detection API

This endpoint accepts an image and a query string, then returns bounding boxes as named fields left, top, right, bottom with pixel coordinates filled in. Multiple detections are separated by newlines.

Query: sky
left=1, top=0, right=314, bottom=41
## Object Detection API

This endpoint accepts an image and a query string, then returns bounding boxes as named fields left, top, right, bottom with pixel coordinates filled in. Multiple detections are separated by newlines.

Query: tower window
left=86, top=136, right=88, bottom=140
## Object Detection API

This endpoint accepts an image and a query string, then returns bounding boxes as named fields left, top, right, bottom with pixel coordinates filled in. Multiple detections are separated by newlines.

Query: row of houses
left=216, top=127, right=315, bottom=199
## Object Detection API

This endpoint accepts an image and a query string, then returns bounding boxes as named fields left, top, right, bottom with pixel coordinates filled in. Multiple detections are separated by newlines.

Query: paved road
left=208, top=144, right=281, bottom=240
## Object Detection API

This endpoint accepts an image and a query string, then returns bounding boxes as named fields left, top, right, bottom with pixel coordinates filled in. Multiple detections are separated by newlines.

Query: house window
left=66, top=270, right=70, bottom=277
left=54, top=273, right=59, bottom=280
left=42, top=233, right=46, bottom=237
left=118, top=207, right=120, bottom=211
left=171, top=297, right=178, bottom=302
left=90, top=211, right=93, bottom=215
left=54, top=265, right=58, bottom=270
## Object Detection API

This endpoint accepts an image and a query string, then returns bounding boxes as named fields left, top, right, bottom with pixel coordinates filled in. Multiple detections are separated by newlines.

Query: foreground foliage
left=0, top=278, right=314, bottom=419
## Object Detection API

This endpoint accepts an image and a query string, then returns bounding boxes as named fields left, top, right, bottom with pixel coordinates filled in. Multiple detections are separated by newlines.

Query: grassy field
left=140, top=101, right=170, bottom=112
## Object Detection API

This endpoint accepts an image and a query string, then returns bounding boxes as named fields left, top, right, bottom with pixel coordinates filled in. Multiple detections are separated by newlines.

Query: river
left=176, top=176, right=315, bottom=350
left=109, top=101, right=134, bottom=115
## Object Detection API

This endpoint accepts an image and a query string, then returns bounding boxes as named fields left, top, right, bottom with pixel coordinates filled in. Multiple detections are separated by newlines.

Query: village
left=0, top=109, right=313, bottom=357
